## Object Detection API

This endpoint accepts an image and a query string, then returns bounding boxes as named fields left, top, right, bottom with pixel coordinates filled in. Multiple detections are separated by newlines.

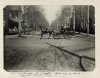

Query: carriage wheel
left=53, top=34, right=55, bottom=39
left=53, top=33, right=60, bottom=39
left=67, top=35, right=72, bottom=39
left=63, top=33, right=67, bottom=39
left=58, top=34, right=61, bottom=39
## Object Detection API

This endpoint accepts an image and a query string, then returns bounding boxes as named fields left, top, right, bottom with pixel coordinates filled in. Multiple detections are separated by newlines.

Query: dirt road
left=4, top=35, right=95, bottom=71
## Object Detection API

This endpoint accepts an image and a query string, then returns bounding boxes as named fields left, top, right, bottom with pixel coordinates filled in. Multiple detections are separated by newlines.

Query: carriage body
left=53, top=27, right=74, bottom=39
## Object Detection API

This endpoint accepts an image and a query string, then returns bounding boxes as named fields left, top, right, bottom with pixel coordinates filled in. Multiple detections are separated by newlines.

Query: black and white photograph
left=4, top=5, right=95, bottom=71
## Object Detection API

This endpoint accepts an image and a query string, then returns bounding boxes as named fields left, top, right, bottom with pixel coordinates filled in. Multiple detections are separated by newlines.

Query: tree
left=24, top=6, right=49, bottom=32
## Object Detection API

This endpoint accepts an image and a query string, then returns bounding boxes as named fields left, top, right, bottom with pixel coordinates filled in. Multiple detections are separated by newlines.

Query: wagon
left=53, top=28, right=74, bottom=39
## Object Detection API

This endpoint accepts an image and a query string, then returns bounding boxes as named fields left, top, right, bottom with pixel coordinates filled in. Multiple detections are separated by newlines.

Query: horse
left=39, top=26, right=54, bottom=39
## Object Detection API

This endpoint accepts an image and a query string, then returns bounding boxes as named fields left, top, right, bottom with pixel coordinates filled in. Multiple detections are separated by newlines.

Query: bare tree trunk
left=18, top=19, right=22, bottom=36
left=18, top=8, right=22, bottom=37
left=23, top=22, right=25, bottom=35
left=22, top=6, right=26, bottom=35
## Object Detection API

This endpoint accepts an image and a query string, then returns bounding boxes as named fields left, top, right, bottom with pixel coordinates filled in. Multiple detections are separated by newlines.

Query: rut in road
left=45, top=42, right=95, bottom=71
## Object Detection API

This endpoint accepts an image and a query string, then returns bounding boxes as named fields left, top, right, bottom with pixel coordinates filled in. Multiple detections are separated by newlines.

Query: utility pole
left=79, top=6, right=82, bottom=34
left=73, top=5, right=75, bottom=35
left=87, top=5, right=89, bottom=36
left=56, top=11, right=60, bottom=31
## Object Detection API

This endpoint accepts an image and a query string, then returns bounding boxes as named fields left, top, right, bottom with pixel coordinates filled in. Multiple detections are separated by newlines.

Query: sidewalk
left=4, top=34, right=18, bottom=38
left=4, top=34, right=35, bottom=38
left=79, top=32, right=95, bottom=38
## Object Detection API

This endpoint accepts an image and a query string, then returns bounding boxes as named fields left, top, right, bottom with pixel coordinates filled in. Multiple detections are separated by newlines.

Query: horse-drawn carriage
left=40, top=26, right=74, bottom=39
left=53, top=27, right=74, bottom=39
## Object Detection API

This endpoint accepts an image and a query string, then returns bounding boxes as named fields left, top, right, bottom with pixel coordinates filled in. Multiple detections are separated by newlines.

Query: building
left=4, top=6, right=23, bottom=35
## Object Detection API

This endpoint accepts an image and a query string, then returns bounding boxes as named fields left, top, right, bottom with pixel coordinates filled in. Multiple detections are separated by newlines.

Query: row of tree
left=51, top=5, right=74, bottom=33
left=51, top=5, right=95, bottom=34
left=4, top=5, right=49, bottom=35
left=23, top=6, right=49, bottom=32
left=75, top=5, right=95, bottom=34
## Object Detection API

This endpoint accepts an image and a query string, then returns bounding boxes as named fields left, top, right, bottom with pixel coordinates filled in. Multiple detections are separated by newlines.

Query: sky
left=42, top=6, right=62, bottom=24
